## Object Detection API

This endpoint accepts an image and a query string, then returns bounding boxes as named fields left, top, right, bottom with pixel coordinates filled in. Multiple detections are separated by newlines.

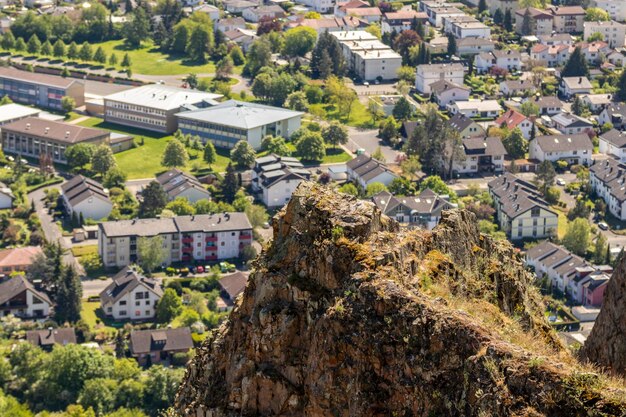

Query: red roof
left=0, top=246, right=43, bottom=269
left=495, top=109, right=528, bottom=129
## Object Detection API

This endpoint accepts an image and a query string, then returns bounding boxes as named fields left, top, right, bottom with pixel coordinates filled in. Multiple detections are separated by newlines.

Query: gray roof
left=218, top=271, right=247, bottom=301
left=488, top=173, right=555, bottom=219
left=526, top=240, right=559, bottom=261
left=156, top=169, right=210, bottom=200
left=0, top=66, right=81, bottom=89
left=600, top=129, right=626, bottom=148
left=533, top=134, right=592, bottom=153
left=3, top=117, right=108, bottom=144
left=105, top=84, right=222, bottom=111
left=551, top=112, right=593, bottom=128
left=0, top=275, right=51, bottom=306
left=590, top=158, right=626, bottom=203
left=372, top=188, right=455, bottom=216
left=0, top=103, right=40, bottom=124
left=447, top=113, right=478, bottom=132
left=61, top=175, right=111, bottom=207
left=532, top=96, right=563, bottom=109
left=347, top=154, right=397, bottom=182
left=130, top=327, right=193, bottom=355
left=562, top=76, right=592, bottom=90
left=602, top=102, right=626, bottom=118
left=177, top=100, right=303, bottom=130
left=99, top=217, right=179, bottom=238
left=430, top=79, right=469, bottom=95
left=100, top=266, right=163, bottom=305
left=0, top=182, right=14, bottom=200
left=26, top=327, right=76, bottom=347
left=463, top=136, right=507, bottom=157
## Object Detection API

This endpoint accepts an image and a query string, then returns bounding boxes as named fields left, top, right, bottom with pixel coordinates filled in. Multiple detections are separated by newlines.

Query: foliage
left=137, top=236, right=166, bottom=275
left=419, top=176, right=457, bottom=202
left=322, top=121, right=348, bottom=149
left=562, top=47, right=589, bottom=78
left=536, top=160, right=556, bottom=194
left=230, top=140, right=256, bottom=169
left=339, top=183, right=358, bottom=196
left=161, top=139, right=189, bottom=168
left=55, top=265, right=82, bottom=324
left=65, top=143, right=95, bottom=170
left=261, top=135, right=290, bottom=156
left=585, top=7, right=609, bottom=21
left=103, top=167, right=128, bottom=189
left=61, top=96, right=76, bottom=114
left=365, top=182, right=387, bottom=197
left=203, top=141, right=216, bottom=166
left=502, top=128, right=527, bottom=159
left=91, top=145, right=117, bottom=176
left=519, top=101, right=539, bottom=117
left=156, top=288, right=183, bottom=323
left=139, top=181, right=167, bottom=218
left=311, top=31, right=344, bottom=79
left=562, top=218, right=591, bottom=256
left=165, top=197, right=195, bottom=216
left=294, top=128, right=325, bottom=161
left=221, top=163, right=240, bottom=203
left=283, top=26, right=317, bottom=58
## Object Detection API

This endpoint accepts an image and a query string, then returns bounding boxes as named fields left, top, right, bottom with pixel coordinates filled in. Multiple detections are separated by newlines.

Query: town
left=0, top=0, right=624, bottom=414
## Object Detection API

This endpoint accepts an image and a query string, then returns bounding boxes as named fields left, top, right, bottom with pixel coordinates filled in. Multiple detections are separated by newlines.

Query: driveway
left=346, top=126, right=400, bottom=164
left=82, top=277, right=112, bottom=297
left=27, top=184, right=85, bottom=276
left=125, top=178, right=154, bottom=197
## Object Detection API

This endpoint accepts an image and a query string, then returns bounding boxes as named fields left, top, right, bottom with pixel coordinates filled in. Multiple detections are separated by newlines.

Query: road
left=82, top=277, right=112, bottom=297
left=27, top=184, right=84, bottom=276
left=346, top=126, right=400, bottom=164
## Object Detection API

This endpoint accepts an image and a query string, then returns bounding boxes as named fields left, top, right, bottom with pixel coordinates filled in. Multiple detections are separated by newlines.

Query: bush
left=171, top=352, right=191, bottom=366
left=545, top=186, right=560, bottom=205
left=165, top=267, right=176, bottom=277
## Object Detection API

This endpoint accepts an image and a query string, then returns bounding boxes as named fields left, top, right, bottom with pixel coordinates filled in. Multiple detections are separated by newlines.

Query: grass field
left=93, top=40, right=216, bottom=76
left=309, top=101, right=375, bottom=129
left=81, top=300, right=121, bottom=339
left=71, top=245, right=98, bottom=258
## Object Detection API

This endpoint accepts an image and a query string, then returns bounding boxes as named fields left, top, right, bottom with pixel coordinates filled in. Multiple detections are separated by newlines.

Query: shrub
left=171, top=352, right=191, bottom=366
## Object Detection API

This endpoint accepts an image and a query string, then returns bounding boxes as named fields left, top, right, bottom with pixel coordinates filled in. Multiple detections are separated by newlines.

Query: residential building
left=192, top=3, right=220, bottom=20
left=343, top=7, right=382, bottom=23
left=530, top=95, right=564, bottom=116
left=591, top=0, right=626, bottom=22
left=61, top=175, right=113, bottom=221
left=488, top=173, right=558, bottom=240
left=551, top=112, right=594, bottom=135
left=529, top=133, right=593, bottom=165
left=499, top=79, right=536, bottom=97
left=515, top=8, right=553, bottom=36
left=129, top=327, right=193, bottom=366
left=583, top=273, right=610, bottom=307
left=454, top=136, right=507, bottom=174
left=0, top=66, right=84, bottom=110
left=290, top=16, right=363, bottom=34
left=218, top=271, right=247, bottom=307
left=446, top=113, right=485, bottom=138
left=381, top=10, right=428, bottom=34
left=293, top=0, right=333, bottom=13
left=607, top=50, right=626, bottom=66
left=530, top=44, right=570, bottom=67
left=599, top=129, right=626, bottom=161
left=494, top=109, right=534, bottom=139
left=475, top=50, right=522, bottom=73
left=0, top=182, right=13, bottom=209
left=0, top=246, right=43, bottom=277
left=457, top=37, right=496, bottom=56
left=0, top=103, right=40, bottom=125
left=156, top=169, right=211, bottom=203
left=26, top=328, right=76, bottom=350
left=0, top=275, right=51, bottom=318
left=599, top=102, right=626, bottom=129
left=547, top=5, right=585, bottom=33
left=590, top=158, right=626, bottom=220
left=429, top=79, right=470, bottom=107
left=414, top=63, right=465, bottom=94
left=448, top=19, right=491, bottom=39
left=426, top=6, right=465, bottom=27
left=447, top=100, right=502, bottom=118
left=242, top=5, right=285, bottom=22
left=559, top=76, right=592, bottom=98
left=580, top=94, right=613, bottom=113
left=538, top=33, right=575, bottom=46
left=100, top=266, right=163, bottom=321
left=177, top=100, right=303, bottom=150
left=335, top=0, right=369, bottom=16
left=486, top=0, right=516, bottom=15
left=215, top=17, right=246, bottom=33
left=1, top=117, right=110, bottom=165
left=251, top=154, right=311, bottom=208
left=346, top=153, right=398, bottom=188
left=223, top=28, right=258, bottom=52
left=371, top=188, right=456, bottom=229
left=331, top=31, right=402, bottom=81
left=98, top=213, right=253, bottom=268
left=223, top=0, right=258, bottom=13
left=577, top=41, right=612, bottom=64
left=584, top=20, right=626, bottom=48
left=426, top=36, right=449, bottom=54
left=104, top=85, right=222, bottom=134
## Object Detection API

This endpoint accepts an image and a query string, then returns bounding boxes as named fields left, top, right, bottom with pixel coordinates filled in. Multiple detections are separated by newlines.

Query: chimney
left=579, top=77, right=582, bottom=83
left=25, top=123, right=30, bottom=130
left=65, top=131, right=70, bottom=138
left=44, top=127, right=49, bottom=134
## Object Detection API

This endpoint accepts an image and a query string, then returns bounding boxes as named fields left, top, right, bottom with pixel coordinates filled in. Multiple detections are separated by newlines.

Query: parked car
left=598, top=222, right=609, bottom=231
left=556, top=178, right=566, bottom=186
left=219, top=262, right=236, bottom=273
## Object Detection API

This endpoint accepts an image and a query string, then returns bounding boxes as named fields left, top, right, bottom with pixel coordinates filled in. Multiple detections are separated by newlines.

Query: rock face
left=176, top=182, right=626, bottom=417
left=583, top=255, right=626, bottom=375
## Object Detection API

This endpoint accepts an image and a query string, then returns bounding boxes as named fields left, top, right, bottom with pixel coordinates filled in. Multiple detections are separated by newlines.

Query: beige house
left=583, top=20, right=626, bottom=48
left=100, top=267, right=163, bottom=321
left=515, top=8, right=553, bottom=36
left=547, top=5, right=585, bottom=33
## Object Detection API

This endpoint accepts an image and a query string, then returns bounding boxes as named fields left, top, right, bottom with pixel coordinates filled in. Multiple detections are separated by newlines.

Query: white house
left=583, top=20, right=626, bottom=48
left=346, top=153, right=398, bottom=188
left=529, top=134, right=593, bottom=165
left=242, top=5, right=285, bottom=22
left=454, top=136, right=507, bottom=175
left=0, top=275, right=51, bottom=318
left=599, top=102, right=626, bottom=129
left=475, top=50, right=522, bottom=73
left=429, top=80, right=470, bottom=107
left=590, top=158, right=626, bottom=220
left=448, top=19, right=491, bottom=39
left=559, top=76, right=593, bottom=98
left=251, top=154, right=311, bottom=208
left=515, top=7, right=554, bottom=36
left=530, top=43, right=570, bottom=67
left=457, top=37, right=496, bottom=55
left=331, top=31, right=402, bottom=81
left=551, top=112, right=594, bottom=135
left=447, top=113, right=485, bottom=138
left=494, top=109, right=534, bottom=139
left=371, top=188, right=456, bottom=229
left=592, top=0, right=626, bottom=22
left=581, top=94, right=613, bottom=113
left=177, top=100, right=303, bottom=150
left=381, top=10, right=428, bottom=34
left=599, top=129, right=626, bottom=162
left=156, top=169, right=211, bottom=204
left=447, top=100, right=502, bottom=118
left=414, top=63, right=465, bottom=94
left=61, top=175, right=113, bottom=221
left=531, top=95, right=564, bottom=116
left=0, top=182, right=14, bottom=209
left=100, top=266, right=163, bottom=321
left=499, top=79, right=536, bottom=97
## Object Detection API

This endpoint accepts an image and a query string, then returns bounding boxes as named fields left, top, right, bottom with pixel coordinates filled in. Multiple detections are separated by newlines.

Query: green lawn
left=71, top=245, right=98, bottom=258
left=93, top=40, right=216, bottom=76
left=77, top=117, right=231, bottom=178
left=309, top=101, right=375, bottom=129
left=257, top=142, right=351, bottom=165
left=81, top=300, right=120, bottom=339
left=551, top=205, right=568, bottom=239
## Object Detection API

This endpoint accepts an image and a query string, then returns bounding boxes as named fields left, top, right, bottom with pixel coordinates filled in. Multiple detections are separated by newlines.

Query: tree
left=447, top=33, right=457, bottom=56
left=520, top=8, right=532, bottom=36
left=26, top=34, right=41, bottom=54
left=572, top=95, right=586, bottom=116
left=221, top=163, right=240, bottom=203
left=156, top=288, right=183, bottom=323
left=519, top=101, right=539, bottom=117
left=109, top=53, right=118, bottom=66
left=245, top=204, right=268, bottom=228
left=93, top=46, right=107, bottom=64
left=478, top=0, right=487, bottom=13
left=124, top=7, right=151, bottom=47
left=322, top=121, right=348, bottom=149
left=56, top=265, right=82, bottom=324
left=568, top=198, right=591, bottom=221
left=502, top=128, right=528, bottom=159
left=1, top=31, right=15, bottom=50
left=161, top=139, right=189, bottom=168
left=261, top=135, right=290, bottom=156
left=187, top=25, right=213, bottom=63
left=137, top=236, right=166, bottom=275
left=67, top=41, right=79, bottom=60
left=400, top=155, right=422, bottom=180
left=165, top=197, right=195, bottom=215
left=311, top=31, right=344, bottom=79
left=216, top=55, right=234, bottom=80
left=562, top=218, right=591, bottom=256
left=339, top=183, right=359, bottom=196
left=286, top=91, right=309, bottom=112
left=544, top=186, right=560, bottom=205
left=586, top=7, right=610, bottom=22
left=536, top=160, right=556, bottom=194
left=103, top=167, right=127, bottom=189
left=78, top=378, right=117, bottom=415
left=365, top=182, right=387, bottom=197
left=493, top=8, right=503, bottom=25
left=392, top=97, right=413, bottom=120
left=372, top=146, right=386, bottom=163
left=144, top=366, right=184, bottom=412
left=419, top=175, right=457, bottom=201
left=66, top=143, right=95, bottom=170
left=78, top=42, right=93, bottom=62
left=562, top=46, right=588, bottom=77
left=325, top=75, right=357, bottom=121
left=397, top=66, right=416, bottom=84
left=121, top=53, right=132, bottom=68
left=139, top=181, right=168, bottom=218
left=503, top=9, right=513, bottom=32
left=393, top=30, right=421, bottom=64
left=91, top=145, right=116, bottom=175
left=230, top=140, right=256, bottom=169
left=40, top=40, right=52, bottom=56
left=14, top=37, right=26, bottom=52
left=295, top=129, right=325, bottom=161
left=283, top=26, right=317, bottom=58
left=203, top=141, right=216, bottom=166
left=379, top=116, right=399, bottom=143
left=61, top=96, right=75, bottom=114
left=242, top=38, right=271, bottom=77
left=594, top=233, right=608, bottom=264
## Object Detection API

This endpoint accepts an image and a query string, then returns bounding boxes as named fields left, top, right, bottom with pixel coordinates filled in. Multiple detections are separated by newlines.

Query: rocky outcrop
left=583, top=255, right=626, bottom=376
left=176, top=182, right=626, bottom=417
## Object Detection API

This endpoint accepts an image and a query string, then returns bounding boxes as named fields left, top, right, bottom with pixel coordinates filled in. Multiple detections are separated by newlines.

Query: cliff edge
left=176, top=182, right=626, bottom=417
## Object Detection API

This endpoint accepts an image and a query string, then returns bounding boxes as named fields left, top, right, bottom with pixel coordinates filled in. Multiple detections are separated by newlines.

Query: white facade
left=590, top=159, right=626, bottom=220
left=68, top=196, right=113, bottom=221
left=529, top=136, right=593, bottom=165
left=294, top=0, right=333, bottom=12
left=592, top=0, right=626, bottom=22
left=583, top=21, right=626, bottom=48
left=103, top=283, right=161, bottom=321
left=449, top=20, right=491, bottom=39
left=599, top=130, right=626, bottom=162
left=263, top=177, right=305, bottom=208
left=331, top=31, right=402, bottom=81
left=414, top=63, right=465, bottom=94
left=433, top=86, right=470, bottom=107
left=447, top=100, right=502, bottom=118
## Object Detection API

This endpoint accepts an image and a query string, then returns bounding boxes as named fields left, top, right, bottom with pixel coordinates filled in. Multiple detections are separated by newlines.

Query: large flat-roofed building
left=1, top=117, right=110, bottom=164
left=177, top=100, right=303, bottom=150
left=331, top=31, right=402, bottom=81
left=0, top=103, right=40, bottom=125
left=104, top=85, right=222, bottom=134
left=98, top=213, right=253, bottom=267
left=0, top=67, right=84, bottom=111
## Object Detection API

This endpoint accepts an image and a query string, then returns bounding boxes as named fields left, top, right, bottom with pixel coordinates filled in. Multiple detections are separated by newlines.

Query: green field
left=81, top=300, right=120, bottom=339
left=71, top=245, right=98, bottom=258
left=92, top=40, right=216, bottom=76
left=309, top=101, right=375, bottom=129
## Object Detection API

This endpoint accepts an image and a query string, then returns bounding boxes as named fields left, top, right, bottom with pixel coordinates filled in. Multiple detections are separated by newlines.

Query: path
left=67, top=115, right=90, bottom=125
left=346, top=126, right=400, bottom=164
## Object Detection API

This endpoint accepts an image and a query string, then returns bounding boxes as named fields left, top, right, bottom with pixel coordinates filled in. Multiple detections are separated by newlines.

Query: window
left=221, top=242, right=225, bottom=246
left=531, top=207, right=540, bottom=217
left=135, top=301, right=140, bottom=306
left=120, top=310, right=127, bottom=316
left=136, top=292, right=144, bottom=299
left=135, top=311, right=141, bottom=316
left=120, top=300, right=127, bottom=306
left=107, top=307, right=112, bottom=313
left=145, top=300, right=150, bottom=305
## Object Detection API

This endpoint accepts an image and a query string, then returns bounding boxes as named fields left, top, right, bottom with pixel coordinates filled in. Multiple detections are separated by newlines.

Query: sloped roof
left=26, top=327, right=76, bottom=347
left=218, top=271, right=247, bottom=301
left=3, top=117, right=108, bottom=144
left=0, top=246, right=42, bottom=268
left=105, top=84, right=222, bottom=111
left=533, top=134, right=592, bottom=153
left=100, top=266, right=163, bottom=305
left=0, top=275, right=51, bottom=306
left=130, top=327, right=193, bottom=354
left=0, top=66, right=80, bottom=88
left=462, top=136, right=507, bottom=157
left=372, top=188, right=455, bottom=216
left=156, top=169, right=210, bottom=200
left=495, top=109, right=528, bottom=129
left=600, top=129, right=626, bottom=149
left=61, top=175, right=111, bottom=207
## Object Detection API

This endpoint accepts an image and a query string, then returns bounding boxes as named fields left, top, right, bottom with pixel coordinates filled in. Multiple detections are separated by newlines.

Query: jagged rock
left=176, top=182, right=626, bottom=417
left=583, top=254, right=626, bottom=375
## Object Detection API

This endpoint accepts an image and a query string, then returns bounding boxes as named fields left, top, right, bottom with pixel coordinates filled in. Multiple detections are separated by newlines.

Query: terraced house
left=590, top=158, right=626, bottom=221
left=371, top=188, right=456, bottom=229
left=98, top=213, right=253, bottom=268
left=488, top=173, right=558, bottom=240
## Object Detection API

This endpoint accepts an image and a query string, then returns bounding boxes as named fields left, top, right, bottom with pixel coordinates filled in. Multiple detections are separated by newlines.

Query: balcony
left=205, top=236, right=218, bottom=242
left=182, top=246, right=193, bottom=254
left=239, top=233, right=252, bottom=240
left=205, top=255, right=218, bottom=261
left=182, top=237, right=193, bottom=244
